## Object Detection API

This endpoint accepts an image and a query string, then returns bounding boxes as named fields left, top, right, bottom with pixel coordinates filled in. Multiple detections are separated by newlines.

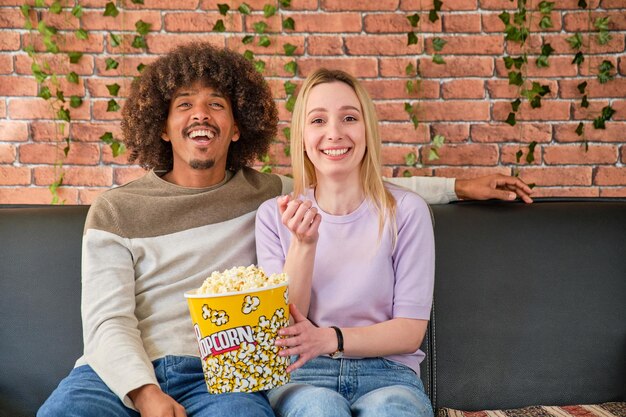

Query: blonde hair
left=290, top=68, right=397, bottom=243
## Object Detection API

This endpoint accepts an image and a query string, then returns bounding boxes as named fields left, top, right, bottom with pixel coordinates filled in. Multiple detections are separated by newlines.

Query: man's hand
left=455, top=174, right=533, bottom=204
left=129, top=384, right=186, bottom=417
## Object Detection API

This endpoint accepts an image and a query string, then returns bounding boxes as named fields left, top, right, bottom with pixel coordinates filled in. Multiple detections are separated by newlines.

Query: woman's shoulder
left=384, top=181, right=429, bottom=211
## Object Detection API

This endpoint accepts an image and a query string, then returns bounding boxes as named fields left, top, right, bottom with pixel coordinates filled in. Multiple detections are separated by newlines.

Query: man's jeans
left=37, top=355, right=274, bottom=417
left=268, top=356, right=433, bottom=417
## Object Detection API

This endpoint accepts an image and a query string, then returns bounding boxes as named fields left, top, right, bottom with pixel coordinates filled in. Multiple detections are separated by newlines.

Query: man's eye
left=210, top=102, right=225, bottom=109
left=177, top=102, right=191, bottom=108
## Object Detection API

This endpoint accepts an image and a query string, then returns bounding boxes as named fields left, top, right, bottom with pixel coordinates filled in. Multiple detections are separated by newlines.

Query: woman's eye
left=344, top=115, right=357, bottom=122
left=311, top=118, right=324, bottom=124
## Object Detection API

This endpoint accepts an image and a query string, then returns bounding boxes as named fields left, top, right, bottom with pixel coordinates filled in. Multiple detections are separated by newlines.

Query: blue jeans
left=38, top=355, right=275, bottom=417
left=268, top=356, right=433, bottom=417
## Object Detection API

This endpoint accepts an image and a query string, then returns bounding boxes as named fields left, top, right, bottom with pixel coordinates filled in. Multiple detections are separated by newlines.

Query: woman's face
left=303, top=81, right=366, bottom=183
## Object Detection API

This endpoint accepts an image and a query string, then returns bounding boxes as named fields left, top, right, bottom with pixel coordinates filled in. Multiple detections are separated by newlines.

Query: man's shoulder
left=238, top=167, right=292, bottom=195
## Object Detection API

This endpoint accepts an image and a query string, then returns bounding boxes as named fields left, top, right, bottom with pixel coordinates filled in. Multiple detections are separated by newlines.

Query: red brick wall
left=1, top=0, right=625, bottom=204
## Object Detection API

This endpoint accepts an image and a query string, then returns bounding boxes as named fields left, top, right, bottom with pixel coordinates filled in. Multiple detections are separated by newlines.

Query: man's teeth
left=322, top=148, right=349, bottom=156
left=188, top=130, right=214, bottom=139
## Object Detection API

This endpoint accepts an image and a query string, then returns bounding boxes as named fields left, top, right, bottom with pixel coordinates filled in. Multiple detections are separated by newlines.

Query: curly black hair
left=121, top=42, right=278, bottom=172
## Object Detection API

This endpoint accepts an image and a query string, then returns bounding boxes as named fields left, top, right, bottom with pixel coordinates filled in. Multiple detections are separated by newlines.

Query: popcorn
left=196, top=265, right=288, bottom=295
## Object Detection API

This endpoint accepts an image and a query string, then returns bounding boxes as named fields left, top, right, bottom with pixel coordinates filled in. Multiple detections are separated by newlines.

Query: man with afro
left=38, top=42, right=532, bottom=417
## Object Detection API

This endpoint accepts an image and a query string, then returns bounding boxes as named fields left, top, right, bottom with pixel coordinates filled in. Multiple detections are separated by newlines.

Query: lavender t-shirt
left=255, top=183, right=435, bottom=375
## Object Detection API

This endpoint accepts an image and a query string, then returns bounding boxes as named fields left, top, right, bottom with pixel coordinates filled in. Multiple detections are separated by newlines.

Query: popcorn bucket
left=185, top=282, right=290, bottom=394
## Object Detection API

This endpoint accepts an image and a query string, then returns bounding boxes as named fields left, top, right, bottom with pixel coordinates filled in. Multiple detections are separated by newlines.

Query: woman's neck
left=314, top=175, right=364, bottom=216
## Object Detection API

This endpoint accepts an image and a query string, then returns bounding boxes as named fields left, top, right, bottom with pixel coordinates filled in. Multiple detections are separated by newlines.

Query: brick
left=362, top=79, right=439, bottom=99
left=620, top=56, right=626, bottom=76
left=543, top=33, right=625, bottom=54
left=283, top=13, right=362, bottom=32
left=93, top=99, right=125, bottom=121
left=495, top=56, right=578, bottom=78
left=346, top=35, right=423, bottom=56
left=560, top=78, right=626, bottom=99
left=0, top=145, right=16, bottom=163
left=390, top=167, right=433, bottom=178
left=501, top=144, right=542, bottom=165
left=579, top=56, right=618, bottom=77
left=38, top=10, right=79, bottom=30
left=531, top=187, right=600, bottom=198
left=416, top=101, right=490, bottom=122
left=401, top=0, right=476, bottom=11
left=486, top=80, right=558, bottom=99
left=31, top=121, right=69, bottom=142
left=602, top=0, right=626, bottom=7
left=226, top=35, right=305, bottom=56
left=0, top=121, right=29, bottom=141
left=34, top=166, right=113, bottom=186
left=595, top=167, right=626, bottom=186
left=479, top=0, right=521, bottom=9
left=518, top=167, right=593, bottom=186
left=0, top=166, right=31, bottom=185
left=243, top=15, right=282, bottom=33
left=543, top=144, right=618, bottom=164
left=298, top=58, right=379, bottom=78
left=86, top=78, right=135, bottom=98
left=70, top=122, right=124, bottom=143
left=19, top=143, right=100, bottom=165
left=431, top=124, right=470, bottom=143
left=434, top=167, right=512, bottom=179
left=554, top=123, right=626, bottom=143
left=572, top=100, right=609, bottom=120
left=443, top=13, right=481, bottom=33
left=23, top=33, right=105, bottom=53
left=307, top=36, right=344, bottom=56
left=0, top=100, right=5, bottom=117
left=82, top=10, right=162, bottom=31
left=8, top=98, right=90, bottom=120
left=564, top=11, right=626, bottom=31
left=471, top=123, right=552, bottom=143
left=492, top=101, right=570, bottom=122
left=45, top=78, right=86, bottom=98
left=421, top=144, right=499, bottom=166
left=442, top=79, right=484, bottom=99
left=112, top=166, right=146, bottom=184
left=376, top=103, right=414, bottom=122
left=364, top=13, right=442, bottom=34
left=0, top=55, right=12, bottom=74
left=102, top=144, right=132, bottom=165
left=379, top=58, right=418, bottom=77
left=145, top=34, right=226, bottom=54
left=165, top=11, right=241, bottom=32
left=322, top=0, right=399, bottom=10
left=419, top=56, right=494, bottom=78
left=123, top=0, right=199, bottom=9
left=483, top=11, right=561, bottom=33
left=267, top=143, right=291, bottom=166
left=15, top=53, right=95, bottom=76
left=78, top=188, right=106, bottom=205
left=380, top=122, right=429, bottom=144
left=0, top=32, right=20, bottom=51
left=612, top=100, right=626, bottom=121
left=426, top=35, right=504, bottom=55
left=95, top=56, right=158, bottom=77
left=600, top=187, right=626, bottom=197
left=0, top=8, right=27, bottom=28
left=0, top=187, right=79, bottom=204
left=382, top=145, right=419, bottom=165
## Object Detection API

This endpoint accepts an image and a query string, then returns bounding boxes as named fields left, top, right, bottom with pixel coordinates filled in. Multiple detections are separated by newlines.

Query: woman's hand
left=278, top=195, right=322, bottom=245
left=275, top=304, right=337, bottom=373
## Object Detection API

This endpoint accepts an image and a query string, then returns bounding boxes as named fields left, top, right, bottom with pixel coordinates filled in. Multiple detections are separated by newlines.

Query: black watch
left=329, top=326, right=344, bottom=359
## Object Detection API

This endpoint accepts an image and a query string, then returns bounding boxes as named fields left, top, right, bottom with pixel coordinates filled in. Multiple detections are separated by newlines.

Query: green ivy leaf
left=594, top=16, right=610, bottom=31
left=526, top=141, right=537, bottom=164
left=541, top=43, right=554, bottom=57
left=536, top=55, right=549, bottom=68
left=407, top=32, right=418, bottom=46
left=515, top=149, right=523, bottom=163
left=44, top=38, right=60, bottom=53
left=21, top=4, right=30, bottom=17
left=566, top=33, right=583, bottom=50
left=238, top=3, right=252, bottom=15
left=432, top=134, right=445, bottom=148
left=597, top=60, right=615, bottom=84
left=405, top=152, right=417, bottom=166
left=38, top=21, right=57, bottom=36
left=75, top=29, right=89, bottom=40
left=404, top=102, right=414, bottom=114
left=131, top=0, right=144, bottom=4
left=428, top=9, right=439, bottom=23
left=67, top=71, right=79, bottom=84
left=218, top=4, right=230, bottom=15
left=283, top=127, right=291, bottom=141
left=283, top=43, right=297, bottom=56
left=107, top=99, right=120, bottom=112
left=279, top=0, right=292, bottom=7
left=405, top=63, right=415, bottom=76
left=498, top=12, right=510, bottom=26
left=538, top=1, right=555, bottom=13
left=433, top=0, right=443, bottom=11
left=432, top=54, right=445, bottom=65
left=106, top=83, right=121, bottom=96
left=213, top=19, right=226, bottom=32
left=508, top=71, right=523, bottom=86
left=258, top=36, right=271, bottom=47
left=432, top=37, right=446, bottom=52
left=285, top=94, right=296, bottom=112
left=406, top=80, right=414, bottom=93
left=135, top=20, right=151, bottom=35
left=100, top=132, right=114, bottom=143
left=581, top=95, right=589, bottom=108
left=254, top=60, right=266, bottom=73
left=597, top=31, right=612, bottom=45
left=505, top=112, right=517, bottom=126
left=283, top=17, right=295, bottom=30
left=284, top=60, right=297, bottom=75
left=110, top=142, right=126, bottom=157
left=511, top=98, right=521, bottom=112
left=578, top=0, right=587, bottom=8
left=577, top=81, right=587, bottom=94
left=50, top=1, right=62, bottom=14
left=243, top=50, right=254, bottom=61
left=68, top=52, right=83, bottom=64
left=403, top=169, right=412, bottom=177
left=428, top=148, right=440, bottom=161
left=104, top=2, right=119, bottom=17
left=69, top=95, right=83, bottom=108
left=71, top=4, right=83, bottom=18
left=132, top=35, right=147, bottom=49
left=39, top=86, right=52, bottom=100
left=572, top=51, right=584, bottom=66
left=575, top=122, right=584, bottom=136
left=110, top=33, right=122, bottom=47
left=260, top=165, right=272, bottom=173
left=529, top=95, right=542, bottom=108
left=35, top=0, right=45, bottom=6
left=242, top=35, right=254, bottom=44
left=264, top=4, right=277, bottom=17
left=538, top=16, right=552, bottom=29
left=253, top=21, right=268, bottom=34
left=137, top=63, right=147, bottom=73
left=407, top=13, right=419, bottom=27
left=410, top=113, right=419, bottom=128
left=284, top=81, right=296, bottom=95
left=601, top=104, right=616, bottom=120
left=57, top=107, right=71, bottom=122
left=56, top=89, right=64, bottom=102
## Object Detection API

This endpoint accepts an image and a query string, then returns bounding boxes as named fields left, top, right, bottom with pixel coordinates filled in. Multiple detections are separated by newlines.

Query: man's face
left=162, top=81, right=239, bottom=177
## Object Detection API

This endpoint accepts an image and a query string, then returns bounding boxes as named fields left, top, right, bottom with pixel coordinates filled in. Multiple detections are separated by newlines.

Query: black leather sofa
left=1, top=199, right=625, bottom=417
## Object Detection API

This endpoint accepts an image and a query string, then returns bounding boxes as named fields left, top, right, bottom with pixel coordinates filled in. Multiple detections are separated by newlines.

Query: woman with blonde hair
left=255, top=68, right=435, bottom=417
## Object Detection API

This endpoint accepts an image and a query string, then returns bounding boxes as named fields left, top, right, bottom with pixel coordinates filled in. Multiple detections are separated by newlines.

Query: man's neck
left=162, top=167, right=227, bottom=188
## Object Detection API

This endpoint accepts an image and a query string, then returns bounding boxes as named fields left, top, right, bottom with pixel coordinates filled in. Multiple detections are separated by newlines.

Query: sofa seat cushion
left=437, top=402, right=626, bottom=417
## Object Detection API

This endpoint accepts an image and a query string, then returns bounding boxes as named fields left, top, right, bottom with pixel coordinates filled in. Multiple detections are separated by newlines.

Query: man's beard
left=189, top=159, right=215, bottom=170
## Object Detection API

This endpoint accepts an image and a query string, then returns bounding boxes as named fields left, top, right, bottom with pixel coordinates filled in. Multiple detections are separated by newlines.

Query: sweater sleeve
left=255, top=198, right=288, bottom=276
left=391, top=191, right=436, bottom=320
left=81, top=197, right=158, bottom=410
left=383, top=176, right=457, bottom=204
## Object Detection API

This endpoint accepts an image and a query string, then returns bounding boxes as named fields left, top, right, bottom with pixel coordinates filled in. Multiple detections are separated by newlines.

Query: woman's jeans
left=268, top=356, right=433, bottom=417
left=37, top=355, right=274, bottom=417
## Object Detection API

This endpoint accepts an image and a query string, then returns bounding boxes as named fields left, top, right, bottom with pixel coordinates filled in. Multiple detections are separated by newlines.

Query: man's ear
left=161, top=129, right=171, bottom=142
left=231, top=124, right=240, bottom=142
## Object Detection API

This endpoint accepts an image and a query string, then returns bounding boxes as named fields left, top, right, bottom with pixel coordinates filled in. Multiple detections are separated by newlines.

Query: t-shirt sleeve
left=391, top=191, right=436, bottom=320
left=255, top=198, right=287, bottom=276
left=383, top=176, right=457, bottom=204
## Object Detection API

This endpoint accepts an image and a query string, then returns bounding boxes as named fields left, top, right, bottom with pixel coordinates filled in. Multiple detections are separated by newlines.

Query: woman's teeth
left=322, top=148, right=349, bottom=156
